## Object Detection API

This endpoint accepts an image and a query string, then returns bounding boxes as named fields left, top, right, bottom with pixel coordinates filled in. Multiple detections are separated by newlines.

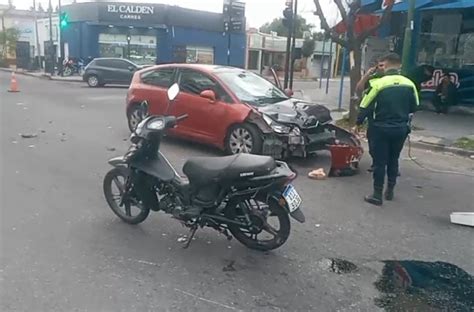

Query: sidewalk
left=0, top=67, right=82, bottom=82
left=294, top=81, right=474, bottom=157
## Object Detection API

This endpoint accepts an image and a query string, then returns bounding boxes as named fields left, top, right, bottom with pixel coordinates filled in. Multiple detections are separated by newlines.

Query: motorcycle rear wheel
left=227, top=197, right=290, bottom=251
left=103, top=167, right=150, bottom=224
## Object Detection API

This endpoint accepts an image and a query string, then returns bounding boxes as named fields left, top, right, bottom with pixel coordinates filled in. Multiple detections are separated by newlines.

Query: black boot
left=365, top=186, right=383, bottom=206
left=385, top=184, right=395, bottom=201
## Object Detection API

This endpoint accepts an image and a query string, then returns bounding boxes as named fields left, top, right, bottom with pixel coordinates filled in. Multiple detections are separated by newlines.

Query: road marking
left=174, top=288, right=243, bottom=311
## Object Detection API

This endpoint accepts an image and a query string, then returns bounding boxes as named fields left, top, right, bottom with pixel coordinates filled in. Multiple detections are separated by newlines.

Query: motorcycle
left=62, top=58, right=84, bottom=76
left=103, top=84, right=305, bottom=251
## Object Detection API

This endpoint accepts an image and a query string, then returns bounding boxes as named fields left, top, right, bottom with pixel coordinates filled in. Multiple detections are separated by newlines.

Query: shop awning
left=421, top=0, right=474, bottom=10
left=375, top=0, right=433, bottom=13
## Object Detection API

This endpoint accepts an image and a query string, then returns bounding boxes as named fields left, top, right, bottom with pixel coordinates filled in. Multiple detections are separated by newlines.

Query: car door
left=108, top=59, right=136, bottom=84
left=168, top=68, right=233, bottom=144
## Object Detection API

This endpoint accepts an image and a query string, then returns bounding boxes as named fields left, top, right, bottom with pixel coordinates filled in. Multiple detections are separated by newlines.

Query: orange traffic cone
left=8, top=72, right=20, bottom=93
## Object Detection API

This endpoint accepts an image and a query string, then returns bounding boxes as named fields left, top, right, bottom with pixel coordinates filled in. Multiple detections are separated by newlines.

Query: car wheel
left=127, top=104, right=148, bottom=132
left=225, top=123, right=263, bottom=155
left=87, top=75, right=100, bottom=87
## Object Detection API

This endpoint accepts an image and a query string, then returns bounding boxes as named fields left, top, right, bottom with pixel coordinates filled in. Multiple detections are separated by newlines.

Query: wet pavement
left=1, top=72, right=473, bottom=311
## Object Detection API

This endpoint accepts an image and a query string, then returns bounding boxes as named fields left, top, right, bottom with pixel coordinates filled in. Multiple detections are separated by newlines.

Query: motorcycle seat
left=183, top=154, right=276, bottom=186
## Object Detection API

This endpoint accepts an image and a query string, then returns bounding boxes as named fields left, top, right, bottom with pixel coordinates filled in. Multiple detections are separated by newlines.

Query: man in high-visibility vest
left=356, top=59, right=385, bottom=172
left=355, top=53, right=419, bottom=206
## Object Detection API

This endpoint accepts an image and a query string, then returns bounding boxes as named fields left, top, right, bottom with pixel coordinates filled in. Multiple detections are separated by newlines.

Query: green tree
left=259, top=15, right=313, bottom=38
left=313, top=0, right=394, bottom=123
left=0, top=28, right=21, bottom=63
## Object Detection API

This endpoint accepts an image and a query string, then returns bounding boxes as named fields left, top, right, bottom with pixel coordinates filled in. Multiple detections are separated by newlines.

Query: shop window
left=248, top=50, right=259, bottom=70
left=179, top=69, right=231, bottom=102
left=99, top=33, right=156, bottom=65
left=141, top=68, right=175, bottom=88
left=185, top=46, right=214, bottom=64
left=417, top=13, right=474, bottom=69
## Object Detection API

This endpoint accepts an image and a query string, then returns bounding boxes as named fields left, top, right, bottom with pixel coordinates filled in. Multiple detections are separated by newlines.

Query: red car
left=126, top=64, right=360, bottom=160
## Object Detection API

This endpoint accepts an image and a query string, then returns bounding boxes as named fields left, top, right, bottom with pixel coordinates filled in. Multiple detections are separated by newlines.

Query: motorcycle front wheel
left=226, top=196, right=291, bottom=251
left=63, top=67, right=73, bottom=77
left=103, top=167, right=150, bottom=224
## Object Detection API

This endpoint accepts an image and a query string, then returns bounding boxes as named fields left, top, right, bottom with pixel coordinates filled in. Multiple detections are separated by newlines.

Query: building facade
left=246, top=29, right=337, bottom=79
left=0, top=6, right=49, bottom=67
left=361, top=0, right=474, bottom=105
left=61, top=2, right=246, bottom=67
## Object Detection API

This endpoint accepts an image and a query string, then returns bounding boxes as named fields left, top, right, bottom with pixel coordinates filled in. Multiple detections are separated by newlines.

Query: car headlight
left=262, top=114, right=291, bottom=134
left=147, top=119, right=165, bottom=130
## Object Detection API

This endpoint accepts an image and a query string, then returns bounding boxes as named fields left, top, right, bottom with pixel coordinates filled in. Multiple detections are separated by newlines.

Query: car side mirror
left=167, top=83, right=180, bottom=101
left=284, top=88, right=294, bottom=97
left=128, top=66, right=136, bottom=72
left=200, top=90, right=216, bottom=103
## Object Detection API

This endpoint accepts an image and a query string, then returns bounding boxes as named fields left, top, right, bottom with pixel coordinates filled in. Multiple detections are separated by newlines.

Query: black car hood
left=256, top=98, right=332, bottom=129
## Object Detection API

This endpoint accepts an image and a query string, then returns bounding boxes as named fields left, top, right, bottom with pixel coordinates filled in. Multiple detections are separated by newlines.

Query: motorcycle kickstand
left=183, top=225, right=198, bottom=249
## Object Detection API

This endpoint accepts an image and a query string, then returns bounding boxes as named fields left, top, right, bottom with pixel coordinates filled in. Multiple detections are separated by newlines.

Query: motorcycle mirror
left=167, top=83, right=180, bottom=101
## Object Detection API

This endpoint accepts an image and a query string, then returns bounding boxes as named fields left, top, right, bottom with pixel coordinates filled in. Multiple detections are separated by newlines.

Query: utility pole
left=288, top=0, right=298, bottom=90
left=33, top=0, right=41, bottom=69
left=283, top=0, right=292, bottom=89
left=58, top=0, right=64, bottom=75
left=48, top=0, right=54, bottom=75
left=401, top=0, right=415, bottom=74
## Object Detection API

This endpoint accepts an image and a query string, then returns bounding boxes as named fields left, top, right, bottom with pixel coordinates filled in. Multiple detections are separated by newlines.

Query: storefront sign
left=99, top=3, right=157, bottom=23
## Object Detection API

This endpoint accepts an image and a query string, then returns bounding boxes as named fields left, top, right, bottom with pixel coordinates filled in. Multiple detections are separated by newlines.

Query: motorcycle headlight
left=262, top=114, right=291, bottom=134
left=147, top=119, right=165, bottom=130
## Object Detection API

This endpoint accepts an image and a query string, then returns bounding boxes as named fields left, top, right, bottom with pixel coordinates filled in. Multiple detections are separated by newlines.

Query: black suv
left=83, top=58, right=140, bottom=87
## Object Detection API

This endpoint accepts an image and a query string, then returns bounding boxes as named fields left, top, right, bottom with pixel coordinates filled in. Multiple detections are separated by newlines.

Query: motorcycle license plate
left=283, top=185, right=302, bottom=212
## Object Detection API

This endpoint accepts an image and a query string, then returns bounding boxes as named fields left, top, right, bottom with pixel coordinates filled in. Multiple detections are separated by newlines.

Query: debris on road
left=28, top=145, right=35, bottom=148
left=315, top=224, right=321, bottom=228
left=308, top=168, right=327, bottom=180
left=319, top=258, right=358, bottom=274
left=106, top=147, right=116, bottom=152
left=11, top=140, right=18, bottom=144
left=177, top=236, right=187, bottom=243
left=223, top=260, right=236, bottom=272
left=450, top=212, right=474, bottom=227
left=20, top=133, right=38, bottom=139
left=39, top=129, right=46, bottom=133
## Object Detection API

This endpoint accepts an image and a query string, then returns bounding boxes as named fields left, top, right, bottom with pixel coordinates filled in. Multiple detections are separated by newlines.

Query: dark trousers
left=371, top=126, right=408, bottom=188
left=367, top=126, right=374, bottom=161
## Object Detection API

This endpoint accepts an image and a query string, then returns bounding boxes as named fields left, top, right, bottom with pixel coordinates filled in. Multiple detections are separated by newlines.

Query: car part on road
left=225, top=123, right=263, bottom=155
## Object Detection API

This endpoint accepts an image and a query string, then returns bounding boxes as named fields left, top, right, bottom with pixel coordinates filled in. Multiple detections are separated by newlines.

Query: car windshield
left=214, top=70, right=288, bottom=105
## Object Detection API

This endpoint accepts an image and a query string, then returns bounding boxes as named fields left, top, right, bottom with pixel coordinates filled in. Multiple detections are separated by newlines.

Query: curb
left=0, top=68, right=83, bottom=83
left=409, top=140, right=474, bottom=158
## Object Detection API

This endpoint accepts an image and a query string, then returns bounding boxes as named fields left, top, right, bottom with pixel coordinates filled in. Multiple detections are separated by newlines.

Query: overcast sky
left=2, top=0, right=339, bottom=29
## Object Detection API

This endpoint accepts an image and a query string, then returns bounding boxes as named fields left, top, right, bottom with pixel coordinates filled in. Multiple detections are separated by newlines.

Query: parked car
left=83, top=58, right=140, bottom=87
left=126, top=64, right=361, bottom=159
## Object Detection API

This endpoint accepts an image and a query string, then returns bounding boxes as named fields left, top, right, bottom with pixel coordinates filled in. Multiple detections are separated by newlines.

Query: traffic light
left=60, top=12, right=69, bottom=29
left=282, top=6, right=293, bottom=28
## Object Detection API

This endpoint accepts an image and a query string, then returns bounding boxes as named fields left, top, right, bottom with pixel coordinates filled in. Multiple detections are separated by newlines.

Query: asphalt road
left=1, top=72, right=473, bottom=311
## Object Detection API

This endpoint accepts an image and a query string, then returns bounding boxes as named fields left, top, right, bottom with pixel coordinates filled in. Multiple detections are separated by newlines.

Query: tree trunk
left=348, top=44, right=362, bottom=125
